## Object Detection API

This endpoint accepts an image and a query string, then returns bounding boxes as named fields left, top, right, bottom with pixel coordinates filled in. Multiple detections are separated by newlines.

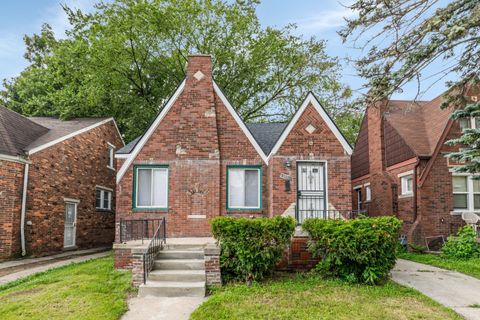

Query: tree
left=1, top=0, right=353, bottom=142
left=340, top=0, right=480, bottom=173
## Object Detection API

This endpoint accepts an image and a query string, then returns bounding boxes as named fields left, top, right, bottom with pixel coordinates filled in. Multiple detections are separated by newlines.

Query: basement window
left=96, top=188, right=112, bottom=210
left=134, top=165, right=169, bottom=209
left=227, top=166, right=261, bottom=210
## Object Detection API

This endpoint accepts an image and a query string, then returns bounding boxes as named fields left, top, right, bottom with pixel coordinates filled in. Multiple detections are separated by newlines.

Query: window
left=459, top=117, right=480, bottom=131
left=452, top=175, right=480, bottom=211
left=134, top=165, right=168, bottom=209
left=365, top=185, right=371, bottom=202
left=400, top=175, right=413, bottom=195
left=107, top=144, right=115, bottom=169
left=227, top=166, right=261, bottom=209
left=356, top=189, right=362, bottom=210
left=96, top=188, right=112, bottom=210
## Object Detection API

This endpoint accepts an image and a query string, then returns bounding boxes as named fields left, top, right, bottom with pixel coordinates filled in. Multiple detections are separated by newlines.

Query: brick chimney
left=175, top=54, right=219, bottom=159
left=366, top=100, right=387, bottom=173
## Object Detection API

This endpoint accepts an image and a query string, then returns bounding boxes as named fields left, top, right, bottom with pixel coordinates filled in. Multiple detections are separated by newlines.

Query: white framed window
left=365, top=184, right=371, bottom=202
left=227, top=166, right=261, bottom=209
left=134, top=165, right=168, bottom=209
left=356, top=188, right=362, bottom=210
left=400, top=174, right=413, bottom=196
left=452, top=175, right=480, bottom=211
left=96, top=188, right=112, bottom=210
left=107, top=143, right=115, bottom=169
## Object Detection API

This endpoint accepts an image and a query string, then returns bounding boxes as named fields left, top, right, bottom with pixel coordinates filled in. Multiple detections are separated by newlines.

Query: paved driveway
left=392, top=259, right=480, bottom=320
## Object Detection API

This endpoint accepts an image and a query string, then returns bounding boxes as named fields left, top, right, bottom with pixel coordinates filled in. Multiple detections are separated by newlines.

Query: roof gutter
left=20, top=162, right=29, bottom=256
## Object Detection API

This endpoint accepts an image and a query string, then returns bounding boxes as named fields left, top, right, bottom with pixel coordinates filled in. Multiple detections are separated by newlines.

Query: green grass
left=0, top=254, right=133, bottom=320
left=190, top=274, right=461, bottom=320
left=399, top=252, right=480, bottom=280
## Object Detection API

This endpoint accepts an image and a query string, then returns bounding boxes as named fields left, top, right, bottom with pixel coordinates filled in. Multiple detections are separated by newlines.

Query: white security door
left=64, top=202, right=77, bottom=248
left=297, top=162, right=327, bottom=223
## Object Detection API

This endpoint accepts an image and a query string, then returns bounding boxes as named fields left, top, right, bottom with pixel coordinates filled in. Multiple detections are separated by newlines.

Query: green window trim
left=226, top=165, right=263, bottom=211
left=132, top=164, right=169, bottom=210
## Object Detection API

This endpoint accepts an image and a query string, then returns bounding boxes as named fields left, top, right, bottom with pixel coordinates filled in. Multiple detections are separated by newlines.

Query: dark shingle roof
left=26, top=117, right=110, bottom=151
left=0, top=106, right=113, bottom=157
left=0, top=106, right=49, bottom=156
left=117, top=136, right=142, bottom=154
left=246, top=123, right=287, bottom=155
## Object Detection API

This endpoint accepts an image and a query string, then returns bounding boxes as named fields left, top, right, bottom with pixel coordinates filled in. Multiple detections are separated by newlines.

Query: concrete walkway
left=392, top=259, right=480, bottom=320
left=121, top=296, right=205, bottom=320
left=0, top=248, right=110, bottom=285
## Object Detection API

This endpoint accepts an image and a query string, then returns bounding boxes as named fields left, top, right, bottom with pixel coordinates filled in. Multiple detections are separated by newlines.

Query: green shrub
left=408, top=243, right=427, bottom=253
left=442, top=226, right=479, bottom=259
left=211, top=216, right=295, bottom=284
left=303, top=216, right=402, bottom=285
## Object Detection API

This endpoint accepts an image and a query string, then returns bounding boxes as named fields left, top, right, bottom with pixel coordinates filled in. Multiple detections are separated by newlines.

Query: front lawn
left=399, top=252, right=480, bottom=280
left=190, top=274, right=461, bottom=320
left=0, top=254, right=133, bottom=320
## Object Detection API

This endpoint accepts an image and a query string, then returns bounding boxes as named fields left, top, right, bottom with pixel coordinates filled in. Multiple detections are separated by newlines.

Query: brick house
left=114, top=54, right=353, bottom=240
left=351, top=86, right=480, bottom=247
left=0, top=106, right=123, bottom=260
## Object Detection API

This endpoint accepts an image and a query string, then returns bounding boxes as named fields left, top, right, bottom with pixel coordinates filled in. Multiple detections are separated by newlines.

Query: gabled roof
left=267, top=92, right=353, bottom=159
left=0, top=106, right=48, bottom=157
left=384, top=96, right=452, bottom=157
left=0, top=105, right=121, bottom=157
left=117, top=136, right=141, bottom=154
left=27, top=117, right=114, bottom=154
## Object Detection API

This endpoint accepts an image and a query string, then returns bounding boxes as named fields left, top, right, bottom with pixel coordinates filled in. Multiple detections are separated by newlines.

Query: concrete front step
left=164, top=244, right=206, bottom=251
left=154, top=259, right=205, bottom=270
left=138, top=280, right=205, bottom=297
left=158, top=250, right=204, bottom=260
left=148, top=269, right=206, bottom=282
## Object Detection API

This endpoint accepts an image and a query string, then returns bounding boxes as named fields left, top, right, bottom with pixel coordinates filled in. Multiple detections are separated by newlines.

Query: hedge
left=302, top=216, right=402, bottom=284
left=211, top=216, right=295, bottom=283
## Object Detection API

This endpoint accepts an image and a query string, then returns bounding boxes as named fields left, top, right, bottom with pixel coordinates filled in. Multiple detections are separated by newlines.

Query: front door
left=296, top=162, right=327, bottom=223
left=64, top=202, right=77, bottom=248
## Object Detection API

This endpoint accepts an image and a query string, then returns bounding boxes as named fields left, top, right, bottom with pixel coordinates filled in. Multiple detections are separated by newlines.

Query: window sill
left=132, top=208, right=168, bottom=212
left=107, top=166, right=116, bottom=171
left=398, top=194, right=413, bottom=199
left=96, top=209, right=113, bottom=213
left=226, top=208, right=263, bottom=213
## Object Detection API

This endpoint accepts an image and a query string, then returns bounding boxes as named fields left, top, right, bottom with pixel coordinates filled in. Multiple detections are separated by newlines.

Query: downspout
left=20, top=162, right=29, bottom=256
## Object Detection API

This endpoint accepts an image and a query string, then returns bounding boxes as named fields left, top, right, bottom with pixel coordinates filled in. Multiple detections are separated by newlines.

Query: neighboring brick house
left=114, top=55, right=353, bottom=240
left=0, top=106, right=123, bottom=260
left=351, top=86, right=480, bottom=247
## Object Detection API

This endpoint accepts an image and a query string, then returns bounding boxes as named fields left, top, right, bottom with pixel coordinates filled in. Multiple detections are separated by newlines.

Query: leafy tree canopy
left=1, top=0, right=356, bottom=142
left=341, top=0, right=480, bottom=173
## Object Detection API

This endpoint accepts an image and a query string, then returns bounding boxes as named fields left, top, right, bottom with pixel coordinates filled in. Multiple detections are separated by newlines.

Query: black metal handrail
left=143, top=217, right=166, bottom=284
left=295, top=209, right=368, bottom=224
left=119, top=218, right=164, bottom=243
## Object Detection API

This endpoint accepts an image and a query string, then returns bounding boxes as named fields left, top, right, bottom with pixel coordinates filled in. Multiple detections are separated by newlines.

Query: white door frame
left=64, top=199, right=79, bottom=248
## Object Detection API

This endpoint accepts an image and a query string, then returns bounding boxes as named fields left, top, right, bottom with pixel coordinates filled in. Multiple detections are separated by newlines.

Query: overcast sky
left=0, top=0, right=455, bottom=100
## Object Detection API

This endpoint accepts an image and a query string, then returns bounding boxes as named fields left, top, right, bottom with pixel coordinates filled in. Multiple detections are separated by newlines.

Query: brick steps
left=138, top=247, right=206, bottom=297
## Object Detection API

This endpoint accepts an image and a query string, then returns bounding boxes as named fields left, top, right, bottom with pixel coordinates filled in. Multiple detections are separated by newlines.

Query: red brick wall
left=24, top=121, right=122, bottom=256
left=270, top=104, right=352, bottom=216
left=277, top=236, right=319, bottom=271
left=116, top=55, right=222, bottom=237
left=0, top=160, right=25, bottom=259
left=116, top=56, right=352, bottom=239
left=414, top=122, right=464, bottom=244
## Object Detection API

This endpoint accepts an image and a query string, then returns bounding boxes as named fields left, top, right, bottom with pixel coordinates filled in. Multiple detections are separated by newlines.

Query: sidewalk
left=392, top=259, right=480, bottom=320
left=121, top=296, right=205, bottom=320
left=0, top=247, right=110, bottom=285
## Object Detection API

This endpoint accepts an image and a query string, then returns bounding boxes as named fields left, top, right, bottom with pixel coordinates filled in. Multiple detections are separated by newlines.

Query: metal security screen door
left=64, top=202, right=77, bottom=248
left=296, top=162, right=327, bottom=223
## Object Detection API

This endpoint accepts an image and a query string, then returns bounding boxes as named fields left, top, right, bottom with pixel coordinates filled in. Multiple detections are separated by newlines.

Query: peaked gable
left=268, top=93, right=352, bottom=160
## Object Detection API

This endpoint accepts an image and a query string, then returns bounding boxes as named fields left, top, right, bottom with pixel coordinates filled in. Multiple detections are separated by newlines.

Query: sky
left=0, top=0, right=455, bottom=100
